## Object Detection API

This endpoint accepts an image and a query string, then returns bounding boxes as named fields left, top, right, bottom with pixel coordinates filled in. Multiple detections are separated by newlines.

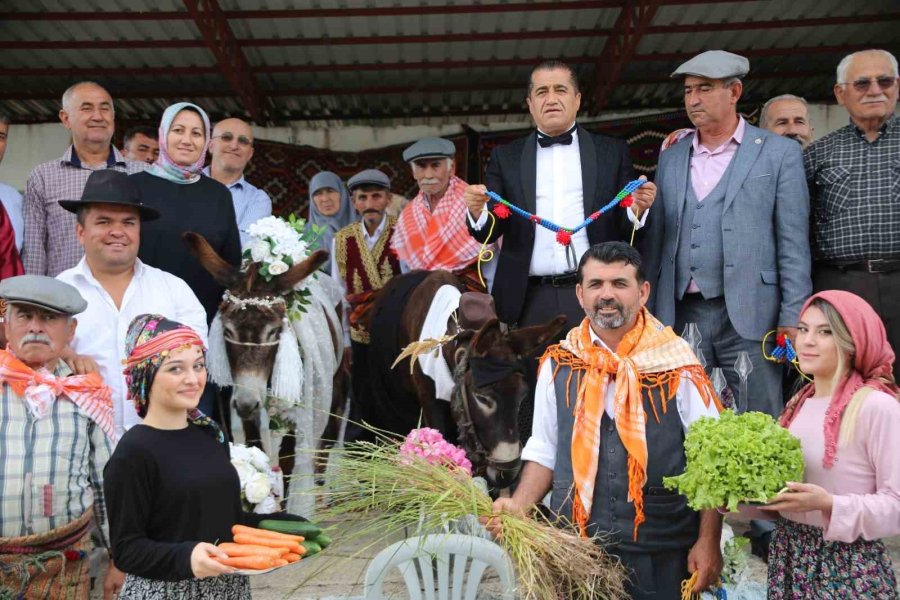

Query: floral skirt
left=768, top=519, right=898, bottom=599
left=119, top=573, right=251, bottom=599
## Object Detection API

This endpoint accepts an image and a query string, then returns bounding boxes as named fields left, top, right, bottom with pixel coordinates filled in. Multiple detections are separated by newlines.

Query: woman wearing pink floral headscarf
left=761, top=290, right=899, bottom=599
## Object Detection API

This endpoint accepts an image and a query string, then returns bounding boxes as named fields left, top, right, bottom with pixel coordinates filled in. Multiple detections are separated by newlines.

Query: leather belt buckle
left=867, top=259, right=892, bottom=274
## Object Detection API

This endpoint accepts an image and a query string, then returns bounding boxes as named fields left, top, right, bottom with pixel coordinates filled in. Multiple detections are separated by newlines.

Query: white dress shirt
left=521, top=327, right=719, bottom=470
left=57, top=258, right=209, bottom=438
left=468, top=126, right=647, bottom=275
left=330, top=216, right=388, bottom=346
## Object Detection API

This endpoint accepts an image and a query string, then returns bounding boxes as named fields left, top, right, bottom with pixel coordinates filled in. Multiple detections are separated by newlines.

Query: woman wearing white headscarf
left=306, top=171, right=354, bottom=273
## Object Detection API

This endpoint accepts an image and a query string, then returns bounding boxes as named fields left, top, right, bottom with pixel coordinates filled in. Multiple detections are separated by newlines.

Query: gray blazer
left=645, top=123, right=812, bottom=341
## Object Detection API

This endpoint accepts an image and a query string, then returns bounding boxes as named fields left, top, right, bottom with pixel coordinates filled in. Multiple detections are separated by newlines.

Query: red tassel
left=492, top=203, right=511, bottom=219
left=556, top=230, right=572, bottom=246
left=619, top=194, right=634, bottom=208
left=529, top=214, right=541, bottom=224
left=589, top=211, right=601, bottom=220
left=776, top=333, right=786, bottom=347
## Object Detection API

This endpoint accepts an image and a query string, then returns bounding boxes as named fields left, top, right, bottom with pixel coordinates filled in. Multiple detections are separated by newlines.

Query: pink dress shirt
left=782, top=391, right=900, bottom=543
left=686, top=118, right=745, bottom=293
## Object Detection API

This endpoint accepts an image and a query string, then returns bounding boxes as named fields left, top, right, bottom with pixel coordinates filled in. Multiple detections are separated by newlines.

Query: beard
left=587, top=299, right=635, bottom=330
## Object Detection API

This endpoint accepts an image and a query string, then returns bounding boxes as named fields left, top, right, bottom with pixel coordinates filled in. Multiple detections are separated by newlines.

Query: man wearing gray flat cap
left=0, top=275, right=123, bottom=597
left=331, top=169, right=402, bottom=442
left=644, top=50, right=812, bottom=571
left=392, top=137, right=496, bottom=290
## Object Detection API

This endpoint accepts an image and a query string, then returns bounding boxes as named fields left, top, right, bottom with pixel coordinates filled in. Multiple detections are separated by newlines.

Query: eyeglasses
left=211, top=132, right=253, bottom=147
left=840, top=76, right=898, bottom=93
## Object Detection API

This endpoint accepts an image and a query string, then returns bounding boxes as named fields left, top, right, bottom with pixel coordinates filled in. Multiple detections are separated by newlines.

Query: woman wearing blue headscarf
left=130, top=103, right=241, bottom=417
left=306, top=171, right=354, bottom=273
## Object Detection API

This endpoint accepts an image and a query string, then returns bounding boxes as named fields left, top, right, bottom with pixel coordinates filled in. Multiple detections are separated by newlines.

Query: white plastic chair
left=364, top=533, right=516, bottom=600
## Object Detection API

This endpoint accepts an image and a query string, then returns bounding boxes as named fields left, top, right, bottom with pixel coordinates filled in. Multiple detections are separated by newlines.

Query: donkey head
left=456, top=315, right=567, bottom=488
left=183, top=232, right=328, bottom=420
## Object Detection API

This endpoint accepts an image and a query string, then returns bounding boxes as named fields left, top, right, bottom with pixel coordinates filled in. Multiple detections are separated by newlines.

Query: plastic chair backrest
left=364, top=533, right=516, bottom=600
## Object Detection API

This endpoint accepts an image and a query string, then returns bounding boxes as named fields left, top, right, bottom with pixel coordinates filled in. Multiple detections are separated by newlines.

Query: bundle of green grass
left=663, top=410, right=805, bottom=511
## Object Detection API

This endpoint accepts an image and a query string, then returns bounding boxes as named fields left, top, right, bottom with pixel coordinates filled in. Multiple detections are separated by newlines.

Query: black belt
left=823, top=258, right=900, bottom=274
left=528, top=272, right=578, bottom=287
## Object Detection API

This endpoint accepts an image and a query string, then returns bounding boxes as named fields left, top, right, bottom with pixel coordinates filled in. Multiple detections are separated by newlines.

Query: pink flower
left=399, top=428, right=473, bottom=475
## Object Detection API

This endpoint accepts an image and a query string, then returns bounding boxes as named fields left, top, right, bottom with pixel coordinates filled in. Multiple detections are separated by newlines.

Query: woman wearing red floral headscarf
left=761, top=291, right=899, bottom=599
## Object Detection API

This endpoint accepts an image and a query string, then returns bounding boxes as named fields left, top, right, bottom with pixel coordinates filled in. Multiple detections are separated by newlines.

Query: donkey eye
left=474, top=394, right=495, bottom=409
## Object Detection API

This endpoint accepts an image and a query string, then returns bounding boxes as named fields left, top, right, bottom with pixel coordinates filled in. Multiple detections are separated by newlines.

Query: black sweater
left=103, top=423, right=263, bottom=581
left=131, top=172, right=242, bottom=324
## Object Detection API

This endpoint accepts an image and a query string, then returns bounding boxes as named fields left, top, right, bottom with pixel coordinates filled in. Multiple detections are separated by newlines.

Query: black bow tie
left=538, top=126, right=576, bottom=148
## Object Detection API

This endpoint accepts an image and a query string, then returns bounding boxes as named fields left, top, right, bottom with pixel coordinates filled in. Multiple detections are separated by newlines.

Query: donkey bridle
left=220, top=290, right=287, bottom=347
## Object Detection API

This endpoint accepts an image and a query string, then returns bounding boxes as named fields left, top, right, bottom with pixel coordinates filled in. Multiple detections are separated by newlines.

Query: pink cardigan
left=782, top=391, right=900, bottom=542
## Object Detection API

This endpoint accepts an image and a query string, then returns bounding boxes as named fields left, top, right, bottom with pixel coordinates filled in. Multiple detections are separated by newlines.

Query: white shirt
left=521, top=327, right=719, bottom=470
left=330, top=216, right=388, bottom=346
left=57, top=258, right=209, bottom=438
left=468, top=126, right=648, bottom=275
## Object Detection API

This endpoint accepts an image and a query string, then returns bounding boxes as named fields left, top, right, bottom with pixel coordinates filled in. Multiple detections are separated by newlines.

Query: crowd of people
left=0, top=45, right=896, bottom=600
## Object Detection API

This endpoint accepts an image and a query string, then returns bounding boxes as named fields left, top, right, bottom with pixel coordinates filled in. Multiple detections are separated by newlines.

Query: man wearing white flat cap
left=645, top=50, right=811, bottom=420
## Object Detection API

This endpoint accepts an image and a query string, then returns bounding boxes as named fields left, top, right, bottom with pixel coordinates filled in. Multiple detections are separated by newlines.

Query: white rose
left=245, top=471, right=271, bottom=504
left=247, top=447, right=271, bottom=473
left=249, top=240, right=271, bottom=263
left=253, top=495, right=279, bottom=514
left=231, top=459, right=255, bottom=488
left=268, top=260, right=289, bottom=275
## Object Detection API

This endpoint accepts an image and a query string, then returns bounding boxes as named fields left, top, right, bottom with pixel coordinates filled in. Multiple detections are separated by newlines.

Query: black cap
left=58, top=170, right=160, bottom=221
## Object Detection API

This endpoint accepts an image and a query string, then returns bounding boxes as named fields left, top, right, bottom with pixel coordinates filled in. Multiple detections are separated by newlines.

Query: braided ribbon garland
left=762, top=331, right=812, bottom=382
left=485, top=178, right=647, bottom=247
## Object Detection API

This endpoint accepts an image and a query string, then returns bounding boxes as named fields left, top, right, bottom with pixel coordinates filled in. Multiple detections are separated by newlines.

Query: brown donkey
left=184, top=232, right=346, bottom=514
left=367, top=270, right=566, bottom=490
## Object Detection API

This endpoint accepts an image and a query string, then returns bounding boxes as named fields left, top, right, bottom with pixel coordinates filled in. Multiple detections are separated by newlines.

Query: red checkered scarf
left=391, top=176, right=490, bottom=272
left=0, top=349, right=116, bottom=441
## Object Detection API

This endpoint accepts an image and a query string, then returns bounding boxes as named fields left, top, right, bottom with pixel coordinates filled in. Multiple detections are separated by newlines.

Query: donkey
left=184, top=232, right=346, bottom=515
left=367, top=270, right=566, bottom=489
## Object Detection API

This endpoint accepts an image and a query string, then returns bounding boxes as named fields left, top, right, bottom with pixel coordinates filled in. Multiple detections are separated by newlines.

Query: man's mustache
left=593, top=299, right=624, bottom=314
left=362, top=209, right=382, bottom=216
left=20, top=333, right=52, bottom=347
left=785, top=133, right=803, bottom=143
left=419, top=178, right=440, bottom=185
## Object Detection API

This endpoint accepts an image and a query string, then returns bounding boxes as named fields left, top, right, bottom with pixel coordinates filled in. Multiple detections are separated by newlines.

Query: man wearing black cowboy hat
left=56, top=169, right=208, bottom=438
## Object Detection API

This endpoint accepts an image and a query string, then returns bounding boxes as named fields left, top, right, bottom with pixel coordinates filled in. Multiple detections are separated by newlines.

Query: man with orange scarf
left=0, top=275, right=120, bottom=599
left=391, top=137, right=496, bottom=291
left=487, top=242, right=724, bottom=599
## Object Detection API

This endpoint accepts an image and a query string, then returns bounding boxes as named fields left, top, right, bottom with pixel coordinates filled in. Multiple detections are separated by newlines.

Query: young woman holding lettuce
left=758, top=290, right=899, bottom=598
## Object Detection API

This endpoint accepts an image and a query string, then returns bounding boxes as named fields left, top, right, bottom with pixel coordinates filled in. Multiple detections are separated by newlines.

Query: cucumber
left=258, top=519, right=322, bottom=538
left=300, top=540, right=322, bottom=555
left=313, top=533, right=332, bottom=549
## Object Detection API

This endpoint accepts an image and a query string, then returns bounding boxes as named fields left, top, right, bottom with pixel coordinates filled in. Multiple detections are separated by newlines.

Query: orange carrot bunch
left=213, top=524, right=307, bottom=571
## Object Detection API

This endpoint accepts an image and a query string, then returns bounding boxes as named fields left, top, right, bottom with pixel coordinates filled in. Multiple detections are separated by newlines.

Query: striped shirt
left=0, top=360, right=111, bottom=545
left=22, top=146, right=147, bottom=276
left=803, top=115, right=900, bottom=262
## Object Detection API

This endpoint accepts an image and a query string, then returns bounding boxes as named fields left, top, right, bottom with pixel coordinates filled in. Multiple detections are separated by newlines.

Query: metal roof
left=1, top=0, right=897, bottom=126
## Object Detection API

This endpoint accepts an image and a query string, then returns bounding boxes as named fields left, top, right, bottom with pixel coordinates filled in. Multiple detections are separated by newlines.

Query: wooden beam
left=592, top=0, right=662, bottom=114
left=181, top=0, right=266, bottom=123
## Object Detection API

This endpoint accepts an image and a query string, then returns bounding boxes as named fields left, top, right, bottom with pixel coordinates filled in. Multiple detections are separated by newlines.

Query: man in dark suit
left=463, top=60, right=656, bottom=438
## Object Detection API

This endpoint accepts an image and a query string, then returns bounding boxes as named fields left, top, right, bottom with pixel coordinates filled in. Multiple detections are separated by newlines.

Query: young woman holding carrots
left=759, top=291, right=900, bottom=598
left=103, top=315, right=303, bottom=599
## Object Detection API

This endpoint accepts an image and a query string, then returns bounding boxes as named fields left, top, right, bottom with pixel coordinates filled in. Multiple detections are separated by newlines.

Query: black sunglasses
left=212, top=132, right=253, bottom=146
left=842, top=76, right=898, bottom=93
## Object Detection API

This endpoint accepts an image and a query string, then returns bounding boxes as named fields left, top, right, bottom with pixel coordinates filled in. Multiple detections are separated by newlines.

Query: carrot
left=232, top=533, right=300, bottom=554
left=273, top=559, right=289, bottom=567
left=217, top=543, right=283, bottom=558
left=232, top=524, right=304, bottom=543
left=284, top=552, right=301, bottom=563
left=214, top=555, right=277, bottom=570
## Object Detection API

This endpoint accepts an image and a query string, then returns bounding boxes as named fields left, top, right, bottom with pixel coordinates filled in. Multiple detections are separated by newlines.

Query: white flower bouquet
left=229, top=442, right=284, bottom=514
left=243, top=215, right=323, bottom=319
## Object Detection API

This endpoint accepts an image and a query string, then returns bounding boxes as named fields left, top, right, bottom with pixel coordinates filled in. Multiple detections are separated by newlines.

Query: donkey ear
left=469, top=318, right=503, bottom=357
left=275, top=249, right=329, bottom=293
left=183, top=232, right=239, bottom=286
left=506, top=315, right=568, bottom=358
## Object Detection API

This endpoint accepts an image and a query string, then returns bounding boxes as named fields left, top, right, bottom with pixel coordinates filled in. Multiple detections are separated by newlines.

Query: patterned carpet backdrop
left=245, top=108, right=760, bottom=218
left=244, top=135, right=470, bottom=218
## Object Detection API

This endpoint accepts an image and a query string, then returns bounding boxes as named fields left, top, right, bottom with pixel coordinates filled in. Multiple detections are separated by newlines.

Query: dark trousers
left=344, top=340, right=371, bottom=443
left=813, top=263, right=900, bottom=381
left=616, top=547, right=690, bottom=600
left=516, top=281, right=585, bottom=444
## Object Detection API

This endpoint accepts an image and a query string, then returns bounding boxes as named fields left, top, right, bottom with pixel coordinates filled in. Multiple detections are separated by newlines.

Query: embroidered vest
left=334, top=218, right=402, bottom=343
